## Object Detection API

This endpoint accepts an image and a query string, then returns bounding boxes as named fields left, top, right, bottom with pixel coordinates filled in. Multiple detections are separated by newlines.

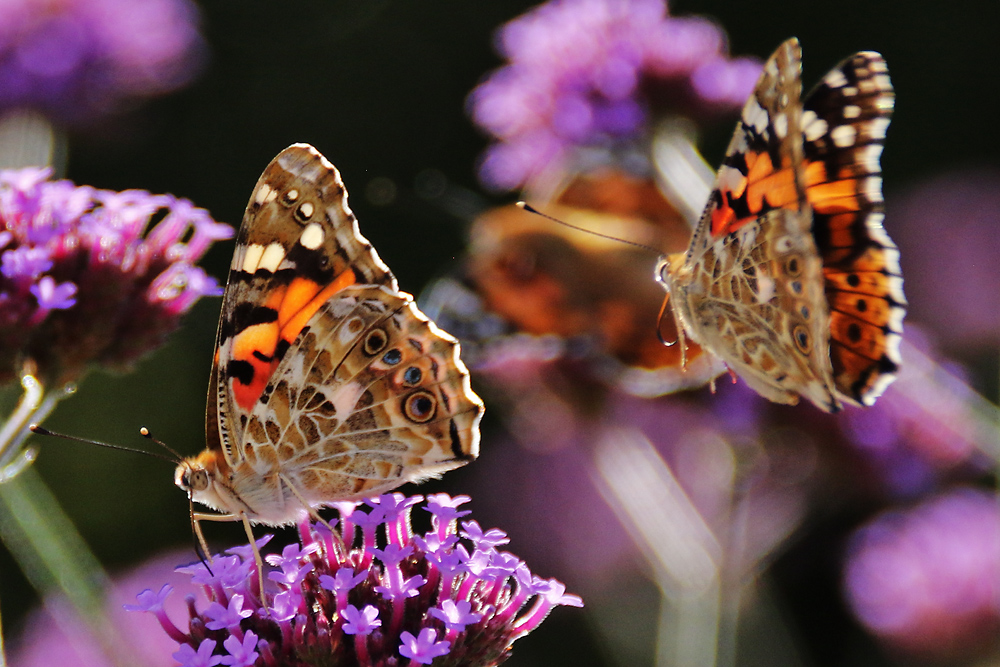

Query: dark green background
left=2, top=1, right=997, bottom=665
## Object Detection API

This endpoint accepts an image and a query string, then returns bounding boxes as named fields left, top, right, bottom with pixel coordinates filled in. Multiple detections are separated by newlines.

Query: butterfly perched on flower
left=657, top=38, right=905, bottom=412
left=174, top=144, right=483, bottom=546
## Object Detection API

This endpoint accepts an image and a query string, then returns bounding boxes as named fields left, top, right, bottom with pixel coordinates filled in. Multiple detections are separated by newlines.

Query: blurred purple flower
left=129, top=493, right=583, bottom=667
left=844, top=487, right=1000, bottom=660
left=837, top=326, right=990, bottom=498
left=468, top=0, right=760, bottom=190
left=0, top=166, right=232, bottom=386
left=10, top=550, right=213, bottom=667
left=0, top=0, right=206, bottom=125
left=890, top=168, right=1000, bottom=351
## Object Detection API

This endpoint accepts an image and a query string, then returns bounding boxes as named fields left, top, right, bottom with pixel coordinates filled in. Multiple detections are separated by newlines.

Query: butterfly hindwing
left=235, top=284, right=480, bottom=512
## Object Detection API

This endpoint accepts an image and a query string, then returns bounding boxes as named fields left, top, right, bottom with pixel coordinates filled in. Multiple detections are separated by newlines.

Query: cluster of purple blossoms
left=127, top=493, right=582, bottom=667
left=0, top=0, right=205, bottom=125
left=468, top=0, right=761, bottom=190
left=0, top=166, right=232, bottom=386
left=843, top=487, right=1000, bottom=660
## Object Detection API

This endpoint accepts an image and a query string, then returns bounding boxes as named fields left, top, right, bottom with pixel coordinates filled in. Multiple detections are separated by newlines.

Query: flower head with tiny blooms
left=0, top=166, right=232, bottom=386
left=467, top=0, right=761, bottom=190
left=127, top=493, right=583, bottom=667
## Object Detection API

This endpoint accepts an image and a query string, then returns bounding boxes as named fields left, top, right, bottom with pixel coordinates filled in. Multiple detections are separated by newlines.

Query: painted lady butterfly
left=175, top=145, right=483, bottom=552
left=657, top=38, right=905, bottom=412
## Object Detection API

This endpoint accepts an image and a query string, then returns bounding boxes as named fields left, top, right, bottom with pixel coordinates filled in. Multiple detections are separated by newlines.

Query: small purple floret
left=399, top=628, right=451, bottom=664
left=172, top=638, right=223, bottom=667
left=341, top=604, right=382, bottom=636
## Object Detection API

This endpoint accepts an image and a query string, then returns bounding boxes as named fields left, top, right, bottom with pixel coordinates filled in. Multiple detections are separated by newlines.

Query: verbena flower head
left=468, top=0, right=761, bottom=190
left=0, top=0, right=205, bottom=125
left=843, top=487, right=1000, bottom=660
left=0, top=166, right=232, bottom=386
left=130, top=493, right=583, bottom=667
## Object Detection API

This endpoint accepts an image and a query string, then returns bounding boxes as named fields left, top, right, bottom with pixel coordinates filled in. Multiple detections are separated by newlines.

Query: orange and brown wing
left=801, top=52, right=905, bottom=405
left=209, top=144, right=397, bottom=465
left=694, top=38, right=805, bottom=244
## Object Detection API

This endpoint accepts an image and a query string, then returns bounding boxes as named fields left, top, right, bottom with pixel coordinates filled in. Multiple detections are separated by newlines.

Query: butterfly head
left=175, top=449, right=233, bottom=514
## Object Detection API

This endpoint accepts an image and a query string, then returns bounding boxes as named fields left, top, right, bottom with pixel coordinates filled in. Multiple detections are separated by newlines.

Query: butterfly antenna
left=139, top=427, right=184, bottom=463
left=29, top=425, right=178, bottom=464
left=517, top=202, right=663, bottom=256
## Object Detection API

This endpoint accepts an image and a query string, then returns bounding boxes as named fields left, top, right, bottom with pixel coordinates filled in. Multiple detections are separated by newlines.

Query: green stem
left=0, top=466, right=133, bottom=666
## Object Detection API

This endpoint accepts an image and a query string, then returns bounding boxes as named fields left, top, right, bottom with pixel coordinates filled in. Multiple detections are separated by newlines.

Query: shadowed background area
left=0, top=1, right=998, bottom=665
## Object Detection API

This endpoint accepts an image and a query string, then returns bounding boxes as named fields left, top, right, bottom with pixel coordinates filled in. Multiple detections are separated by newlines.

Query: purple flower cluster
left=128, top=493, right=583, bottom=667
left=843, top=487, right=1000, bottom=659
left=468, top=0, right=761, bottom=190
left=0, top=0, right=205, bottom=125
left=0, top=166, right=231, bottom=386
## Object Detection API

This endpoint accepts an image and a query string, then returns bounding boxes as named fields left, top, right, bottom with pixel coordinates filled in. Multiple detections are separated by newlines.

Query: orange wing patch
left=229, top=269, right=358, bottom=412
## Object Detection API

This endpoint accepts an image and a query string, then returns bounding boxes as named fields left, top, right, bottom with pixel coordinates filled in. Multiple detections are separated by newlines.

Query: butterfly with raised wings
left=657, top=38, right=905, bottom=413
left=174, top=144, right=483, bottom=565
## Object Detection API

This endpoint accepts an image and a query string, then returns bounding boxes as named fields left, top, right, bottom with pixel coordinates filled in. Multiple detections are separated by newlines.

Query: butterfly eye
left=792, top=324, right=811, bottom=354
left=184, top=468, right=210, bottom=492
left=382, top=348, right=402, bottom=365
left=403, top=366, right=422, bottom=386
left=363, top=329, right=388, bottom=355
left=404, top=390, right=436, bottom=423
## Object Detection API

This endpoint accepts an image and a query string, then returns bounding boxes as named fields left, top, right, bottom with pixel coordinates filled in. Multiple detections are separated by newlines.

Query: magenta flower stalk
left=467, top=0, right=760, bottom=190
left=129, top=493, right=583, bottom=667
left=0, top=0, right=206, bottom=126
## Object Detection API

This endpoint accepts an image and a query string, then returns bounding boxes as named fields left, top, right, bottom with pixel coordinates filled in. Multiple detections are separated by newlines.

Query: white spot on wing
left=299, top=201, right=315, bottom=219
left=825, top=69, right=848, bottom=88
left=859, top=144, right=883, bottom=173
left=843, top=105, right=861, bottom=119
left=756, top=271, right=775, bottom=303
left=869, top=118, right=890, bottom=140
left=254, top=184, right=272, bottom=205
left=863, top=176, right=883, bottom=200
left=242, top=244, right=264, bottom=273
left=742, top=100, right=768, bottom=133
left=329, top=381, right=366, bottom=423
left=258, top=242, right=286, bottom=273
left=831, top=124, right=857, bottom=148
left=717, top=165, right=745, bottom=193
left=773, top=112, right=788, bottom=138
left=804, top=117, right=829, bottom=142
left=300, top=222, right=325, bottom=250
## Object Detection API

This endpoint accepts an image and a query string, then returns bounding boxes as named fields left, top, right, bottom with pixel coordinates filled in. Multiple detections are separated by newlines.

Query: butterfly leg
left=193, top=510, right=268, bottom=606
left=278, top=473, right=348, bottom=559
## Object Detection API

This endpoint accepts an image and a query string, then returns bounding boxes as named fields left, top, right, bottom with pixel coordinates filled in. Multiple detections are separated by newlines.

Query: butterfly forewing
left=801, top=52, right=904, bottom=405
left=212, top=145, right=397, bottom=462
left=186, top=144, right=482, bottom=528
